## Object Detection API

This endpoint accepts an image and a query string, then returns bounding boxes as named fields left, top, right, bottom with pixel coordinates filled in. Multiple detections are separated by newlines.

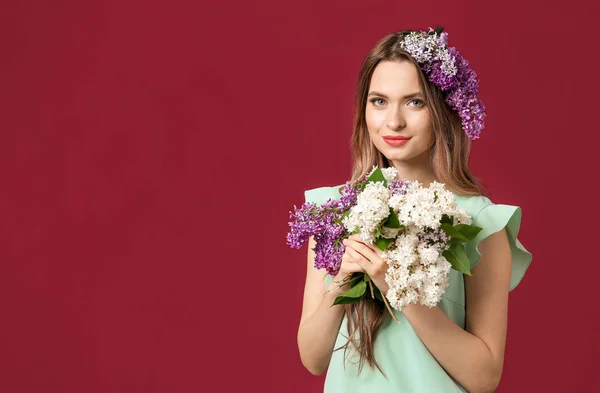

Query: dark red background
left=1, top=0, right=597, bottom=391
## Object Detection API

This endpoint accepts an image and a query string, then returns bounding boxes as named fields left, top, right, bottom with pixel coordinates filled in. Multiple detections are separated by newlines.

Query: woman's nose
left=386, top=106, right=406, bottom=130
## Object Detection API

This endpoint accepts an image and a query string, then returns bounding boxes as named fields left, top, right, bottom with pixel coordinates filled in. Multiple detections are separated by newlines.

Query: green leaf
left=453, top=224, right=483, bottom=242
left=345, top=279, right=367, bottom=297
left=383, top=208, right=401, bottom=228
left=443, top=243, right=471, bottom=276
left=332, top=280, right=367, bottom=305
left=375, top=237, right=395, bottom=251
left=440, top=223, right=468, bottom=242
left=449, top=236, right=465, bottom=245
left=441, top=214, right=454, bottom=226
left=332, top=295, right=361, bottom=305
left=363, top=273, right=371, bottom=282
left=361, top=167, right=387, bottom=192
left=373, top=286, right=384, bottom=302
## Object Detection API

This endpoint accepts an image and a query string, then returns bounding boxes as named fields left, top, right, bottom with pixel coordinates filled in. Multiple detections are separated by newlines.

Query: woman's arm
left=297, top=236, right=347, bottom=376
left=401, top=228, right=512, bottom=393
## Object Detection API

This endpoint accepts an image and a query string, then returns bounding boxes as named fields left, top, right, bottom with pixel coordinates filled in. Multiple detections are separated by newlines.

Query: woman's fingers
left=344, top=238, right=390, bottom=281
left=344, top=245, right=376, bottom=278
left=343, top=238, right=379, bottom=262
left=341, top=251, right=365, bottom=272
left=344, top=243, right=371, bottom=265
left=340, top=246, right=367, bottom=277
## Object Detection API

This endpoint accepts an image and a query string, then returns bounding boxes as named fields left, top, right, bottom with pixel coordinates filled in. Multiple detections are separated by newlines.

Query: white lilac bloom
left=398, top=32, right=437, bottom=63
left=366, top=164, right=399, bottom=183
left=377, top=178, right=472, bottom=311
left=380, top=167, right=399, bottom=182
left=341, top=181, right=391, bottom=245
left=417, top=243, right=440, bottom=266
left=391, top=182, right=440, bottom=229
left=389, top=180, right=472, bottom=230
left=382, top=233, right=453, bottom=310
left=329, top=166, right=478, bottom=312
left=437, top=48, right=458, bottom=77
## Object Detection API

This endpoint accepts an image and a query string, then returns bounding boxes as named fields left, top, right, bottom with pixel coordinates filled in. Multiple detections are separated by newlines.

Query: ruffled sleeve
left=465, top=203, right=533, bottom=291
left=304, top=185, right=343, bottom=205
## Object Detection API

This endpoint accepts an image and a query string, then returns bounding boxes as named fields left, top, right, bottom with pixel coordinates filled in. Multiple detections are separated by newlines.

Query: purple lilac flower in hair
left=398, top=26, right=487, bottom=140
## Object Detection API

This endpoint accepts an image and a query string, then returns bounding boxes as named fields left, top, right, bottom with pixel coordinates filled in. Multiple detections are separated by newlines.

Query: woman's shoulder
left=452, top=193, right=493, bottom=215
left=303, top=183, right=345, bottom=205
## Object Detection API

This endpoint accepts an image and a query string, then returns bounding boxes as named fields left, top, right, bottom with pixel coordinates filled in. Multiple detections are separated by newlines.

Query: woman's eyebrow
left=368, top=91, right=424, bottom=99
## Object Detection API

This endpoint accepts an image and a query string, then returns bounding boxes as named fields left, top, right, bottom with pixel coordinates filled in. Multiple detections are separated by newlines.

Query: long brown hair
left=333, top=30, right=489, bottom=378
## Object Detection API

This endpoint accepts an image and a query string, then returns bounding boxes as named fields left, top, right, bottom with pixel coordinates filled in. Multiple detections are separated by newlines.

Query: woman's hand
left=329, top=238, right=367, bottom=293
left=342, top=234, right=390, bottom=295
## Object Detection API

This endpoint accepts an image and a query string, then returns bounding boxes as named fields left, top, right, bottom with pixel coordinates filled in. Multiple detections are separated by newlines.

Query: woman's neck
left=389, top=162, right=436, bottom=188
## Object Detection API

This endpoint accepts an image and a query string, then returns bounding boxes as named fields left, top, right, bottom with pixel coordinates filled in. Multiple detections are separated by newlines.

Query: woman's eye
left=370, top=98, right=385, bottom=106
left=409, top=99, right=424, bottom=107
left=370, top=98, right=424, bottom=107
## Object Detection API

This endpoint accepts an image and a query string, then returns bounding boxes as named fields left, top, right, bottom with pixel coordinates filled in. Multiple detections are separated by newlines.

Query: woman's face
left=365, top=60, right=434, bottom=165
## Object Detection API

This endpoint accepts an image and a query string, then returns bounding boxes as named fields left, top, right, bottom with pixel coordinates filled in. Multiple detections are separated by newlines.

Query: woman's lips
left=383, top=136, right=411, bottom=146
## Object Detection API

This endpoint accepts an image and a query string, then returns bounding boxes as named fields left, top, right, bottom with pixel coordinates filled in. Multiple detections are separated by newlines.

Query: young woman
left=297, top=27, right=533, bottom=393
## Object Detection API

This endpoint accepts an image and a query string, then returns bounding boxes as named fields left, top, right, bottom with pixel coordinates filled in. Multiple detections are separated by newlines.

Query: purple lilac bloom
left=427, top=60, right=458, bottom=91
left=444, top=47, right=487, bottom=140
left=286, top=181, right=360, bottom=276
left=387, top=178, right=408, bottom=195
left=400, top=27, right=487, bottom=140
left=418, top=228, right=452, bottom=254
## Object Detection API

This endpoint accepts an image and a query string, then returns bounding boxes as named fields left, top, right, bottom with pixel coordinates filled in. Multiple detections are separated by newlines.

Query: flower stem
left=382, top=290, right=400, bottom=324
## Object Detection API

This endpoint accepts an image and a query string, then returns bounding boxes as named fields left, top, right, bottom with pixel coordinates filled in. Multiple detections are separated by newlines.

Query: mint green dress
left=304, top=184, right=533, bottom=393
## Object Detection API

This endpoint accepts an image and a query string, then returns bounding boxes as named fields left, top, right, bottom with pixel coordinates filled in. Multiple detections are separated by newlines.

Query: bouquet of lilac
left=287, top=165, right=482, bottom=319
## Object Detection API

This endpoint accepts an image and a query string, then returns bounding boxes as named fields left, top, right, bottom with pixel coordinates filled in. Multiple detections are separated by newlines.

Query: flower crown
left=398, top=26, right=486, bottom=140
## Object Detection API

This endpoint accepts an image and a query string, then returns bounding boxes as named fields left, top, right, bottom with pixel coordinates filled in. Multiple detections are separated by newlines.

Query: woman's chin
left=384, top=151, right=410, bottom=160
